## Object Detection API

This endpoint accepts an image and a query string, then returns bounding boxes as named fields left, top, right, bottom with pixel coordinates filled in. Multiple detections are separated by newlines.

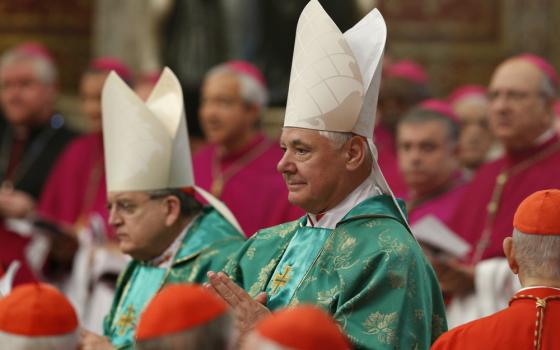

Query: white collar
left=306, top=172, right=382, bottom=229
left=534, top=128, right=556, bottom=146
left=148, top=213, right=200, bottom=268
left=518, top=286, right=560, bottom=293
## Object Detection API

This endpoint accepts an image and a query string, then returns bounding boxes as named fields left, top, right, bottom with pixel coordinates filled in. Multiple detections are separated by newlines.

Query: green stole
left=266, top=221, right=331, bottom=309
left=109, top=218, right=208, bottom=348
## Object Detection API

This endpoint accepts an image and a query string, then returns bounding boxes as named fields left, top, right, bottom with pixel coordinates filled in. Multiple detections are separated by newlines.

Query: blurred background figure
left=0, top=283, right=80, bottom=350
left=448, top=85, right=497, bottom=177
left=377, top=59, right=431, bottom=197
left=133, top=71, right=159, bottom=100
left=135, top=284, right=235, bottom=350
left=194, top=60, right=302, bottom=236
left=432, top=189, right=560, bottom=350
left=397, top=99, right=466, bottom=226
left=35, top=57, right=131, bottom=333
left=243, top=305, right=351, bottom=350
left=443, top=53, right=560, bottom=328
left=0, top=42, right=76, bottom=286
left=554, top=100, right=560, bottom=135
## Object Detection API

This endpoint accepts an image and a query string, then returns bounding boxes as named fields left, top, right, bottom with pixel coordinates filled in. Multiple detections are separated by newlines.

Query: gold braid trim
left=509, top=294, right=560, bottom=350
left=472, top=140, right=560, bottom=264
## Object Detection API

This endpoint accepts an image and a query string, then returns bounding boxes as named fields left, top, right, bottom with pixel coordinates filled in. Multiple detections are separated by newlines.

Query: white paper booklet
left=411, top=215, right=471, bottom=259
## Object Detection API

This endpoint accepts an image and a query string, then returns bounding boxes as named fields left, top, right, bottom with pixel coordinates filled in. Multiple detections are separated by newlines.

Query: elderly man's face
left=277, top=128, right=348, bottom=214
left=488, top=59, right=553, bottom=150
left=397, top=119, right=458, bottom=196
left=80, top=71, right=108, bottom=133
left=107, top=191, right=170, bottom=261
left=0, top=60, right=56, bottom=126
left=455, top=99, right=493, bottom=169
left=199, top=73, right=258, bottom=147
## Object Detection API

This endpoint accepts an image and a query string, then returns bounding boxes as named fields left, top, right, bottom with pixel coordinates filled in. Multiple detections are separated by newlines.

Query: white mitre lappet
left=284, top=0, right=408, bottom=225
left=101, top=67, right=242, bottom=233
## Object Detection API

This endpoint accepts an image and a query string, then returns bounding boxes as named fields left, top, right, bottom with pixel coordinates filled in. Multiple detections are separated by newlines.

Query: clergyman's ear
left=503, top=237, right=519, bottom=274
left=345, top=136, right=367, bottom=171
left=164, top=196, right=181, bottom=226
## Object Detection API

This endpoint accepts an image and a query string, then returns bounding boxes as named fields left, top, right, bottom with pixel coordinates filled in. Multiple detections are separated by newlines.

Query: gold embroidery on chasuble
left=363, top=311, right=398, bottom=345
left=270, top=265, right=292, bottom=295
left=317, top=286, right=339, bottom=307
left=116, top=305, right=136, bottom=336
left=249, top=258, right=278, bottom=297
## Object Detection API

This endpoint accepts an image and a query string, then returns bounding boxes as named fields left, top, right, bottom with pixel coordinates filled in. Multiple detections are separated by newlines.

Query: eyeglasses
left=107, top=194, right=167, bottom=217
left=487, top=89, right=546, bottom=103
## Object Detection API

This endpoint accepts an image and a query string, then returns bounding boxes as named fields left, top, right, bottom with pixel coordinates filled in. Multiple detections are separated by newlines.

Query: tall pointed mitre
left=102, top=68, right=242, bottom=232
left=284, top=0, right=408, bottom=225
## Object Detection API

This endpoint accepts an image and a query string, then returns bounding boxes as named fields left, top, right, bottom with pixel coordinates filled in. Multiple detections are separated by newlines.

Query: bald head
left=488, top=58, right=555, bottom=151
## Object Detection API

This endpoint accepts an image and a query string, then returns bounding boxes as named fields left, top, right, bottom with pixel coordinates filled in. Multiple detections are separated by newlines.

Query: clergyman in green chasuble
left=81, top=68, right=245, bottom=350
left=208, top=1, right=447, bottom=348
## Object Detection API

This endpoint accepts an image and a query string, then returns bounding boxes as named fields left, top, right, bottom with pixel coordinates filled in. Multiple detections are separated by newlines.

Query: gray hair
left=318, top=130, right=354, bottom=149
left=0, top=330, right=79, bottom=350
left=400, top=108, right=459, bottom=144
left=205, top=64, right=268, bottom=110
left=0, top=49, right=57, bottom=85
left=136, top=312, right=235, bottom=350
left=146, top=189, right=202, bottom=217
left=513, top=229, right=560, bottom=280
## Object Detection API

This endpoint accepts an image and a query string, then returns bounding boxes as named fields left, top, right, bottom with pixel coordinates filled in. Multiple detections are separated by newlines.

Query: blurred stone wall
left=378, top=0, right=560, bottom=96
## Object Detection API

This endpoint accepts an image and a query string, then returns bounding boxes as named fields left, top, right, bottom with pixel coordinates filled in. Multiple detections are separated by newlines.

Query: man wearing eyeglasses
left=437, top=54, right=560, bottom=328
left=80, top=68, right=245, bottom=350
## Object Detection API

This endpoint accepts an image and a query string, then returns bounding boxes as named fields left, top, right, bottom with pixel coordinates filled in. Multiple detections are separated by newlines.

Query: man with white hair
left=0, top=42, right=76, bottom=285
left=433, top=189, right=560, bottom=349
left=79, top=68, right=245, bottom=350
left=194, top=60, right=302, bottom=236
left=135, top=284, right=235, bottom=349
left=208, top=2, right=447, bottom=349
left=0, top=283, right=80, bottom=350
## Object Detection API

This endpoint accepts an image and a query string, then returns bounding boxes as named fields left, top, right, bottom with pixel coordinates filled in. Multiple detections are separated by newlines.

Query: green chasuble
left=103, top=207, right=245, bottom=350
left=226, top=195, right=447, bottom=350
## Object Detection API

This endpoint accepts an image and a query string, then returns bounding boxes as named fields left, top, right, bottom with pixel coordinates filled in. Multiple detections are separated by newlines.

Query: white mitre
left=284, top=0, right=408, bottom=226
left=101, top=68, right=242, bottom=232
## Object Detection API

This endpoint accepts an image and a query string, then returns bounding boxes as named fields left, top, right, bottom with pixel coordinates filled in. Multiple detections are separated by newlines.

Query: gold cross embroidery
left=116, top=305, right=136, bottom=336
left=271, top=265, right=291, bottom=294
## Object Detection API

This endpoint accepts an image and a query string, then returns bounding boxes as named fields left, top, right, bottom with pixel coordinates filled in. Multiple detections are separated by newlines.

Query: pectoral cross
left=116, top=305, right=136, bottom=335
left=271, top=265, right=291, bottom=294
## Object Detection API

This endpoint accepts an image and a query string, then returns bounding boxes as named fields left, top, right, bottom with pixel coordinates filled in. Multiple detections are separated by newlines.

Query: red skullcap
left=513, top=189, right=560, bottom=235
left=419, top=98, right=459, bottom=123
left=13, top=42, right=54, bottom=64
left=90, top=57, right=132, bottom=82
left=255, top=305, right=351, bottom=350
left=447, top=85, right=487, bottom=105
left=136, top=284, right=228, bottom=341
left=516, top=53, right=559, bottom=90
left=0, top=283, right=78, bottom=336
left=226, top=60, right=267, bottom=87
left=386, top=60, right=428, bottom=84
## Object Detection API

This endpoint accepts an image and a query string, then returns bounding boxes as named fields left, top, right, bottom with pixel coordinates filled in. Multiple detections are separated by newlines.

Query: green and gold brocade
left=103, top=207, right=245, bottom=350
left=225, top=195, right=447, bottom=350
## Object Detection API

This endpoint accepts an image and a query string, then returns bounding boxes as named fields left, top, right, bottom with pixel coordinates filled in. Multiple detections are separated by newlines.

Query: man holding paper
left=208, top=2, right=447, bottom=349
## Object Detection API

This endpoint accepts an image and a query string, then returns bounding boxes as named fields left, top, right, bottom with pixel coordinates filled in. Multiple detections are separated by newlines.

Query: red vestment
left=448, top=134, right=560, bottom=262
left=432, top=287, right=560, bottom=350
left=193, top=133, right=303, bottom=236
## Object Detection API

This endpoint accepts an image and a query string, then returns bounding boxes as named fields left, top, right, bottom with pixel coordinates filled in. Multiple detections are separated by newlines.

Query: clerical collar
left=148, top=213, right=200, bottom=268
left=518, top=286, right=560, bottom=293
left=534, top=128, right=556, bottom=146
left=306, top=172, right=382, bottom=229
